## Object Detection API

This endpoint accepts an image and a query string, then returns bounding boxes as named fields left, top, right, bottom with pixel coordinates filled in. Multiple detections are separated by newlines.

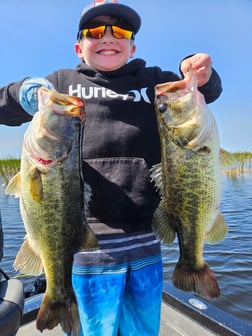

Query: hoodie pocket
left=83, top=157, right=159, bottom=225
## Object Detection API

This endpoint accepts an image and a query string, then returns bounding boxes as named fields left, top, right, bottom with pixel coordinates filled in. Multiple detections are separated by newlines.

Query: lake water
left=0, top=174, right=252, bottom=324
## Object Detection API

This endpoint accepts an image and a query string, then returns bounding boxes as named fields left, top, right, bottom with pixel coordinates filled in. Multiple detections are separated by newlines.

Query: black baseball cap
left=78, top=0, right=141, bottom=35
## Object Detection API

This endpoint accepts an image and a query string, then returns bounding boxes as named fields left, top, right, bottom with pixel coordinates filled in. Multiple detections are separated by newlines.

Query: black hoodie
left=0, top=58, right=222, bottom=234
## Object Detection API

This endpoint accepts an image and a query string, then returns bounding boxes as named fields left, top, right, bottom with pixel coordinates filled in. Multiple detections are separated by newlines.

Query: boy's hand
left=19, top=77, right=55, bottom=115
left=180, top=53, right=213, bottom=87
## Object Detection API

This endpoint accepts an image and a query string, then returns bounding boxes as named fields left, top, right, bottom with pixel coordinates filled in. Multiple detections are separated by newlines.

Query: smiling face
left=75, top=15, right=136, bottom=72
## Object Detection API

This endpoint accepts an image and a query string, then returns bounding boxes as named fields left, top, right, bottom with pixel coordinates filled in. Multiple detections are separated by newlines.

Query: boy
left=0, top=1, right=222, bottom=335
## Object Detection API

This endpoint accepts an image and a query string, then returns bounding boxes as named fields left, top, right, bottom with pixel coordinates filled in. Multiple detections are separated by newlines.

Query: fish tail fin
left=36, top=293, right=80, bottom=335
left=172, top=262, right=220, bottom=299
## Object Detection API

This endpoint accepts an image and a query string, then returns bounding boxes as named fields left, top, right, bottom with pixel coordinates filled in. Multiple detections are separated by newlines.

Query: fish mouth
left=38, top=88, right=85, bottom=120
left=25, top=88, right=86, bottom=170
left=155, top=69, right=194, bottom=97
left=49, top=92, right=85, bottom=120
left=155, top=87, right=197, bottom=127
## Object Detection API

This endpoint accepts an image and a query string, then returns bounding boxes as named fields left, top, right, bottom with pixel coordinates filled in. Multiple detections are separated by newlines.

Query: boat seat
left=0, top=277, right=24, bottom=336
left=0, top=210, right=3, bottom=262
left=1, top=210, right=25, bottom=335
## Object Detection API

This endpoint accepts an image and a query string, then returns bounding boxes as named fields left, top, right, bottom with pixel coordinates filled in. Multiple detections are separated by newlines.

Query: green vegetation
left=232, top=151, right=252, bottom=170
left=0, top=152, right=252, bottom=184
left=223, top=151, right=252, bottom=177
left=0, top=158, right=20, bottom=185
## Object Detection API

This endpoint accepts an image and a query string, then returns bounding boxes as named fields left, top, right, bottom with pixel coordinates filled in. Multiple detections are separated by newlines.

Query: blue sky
left=0, top=0, right=251, bottom=157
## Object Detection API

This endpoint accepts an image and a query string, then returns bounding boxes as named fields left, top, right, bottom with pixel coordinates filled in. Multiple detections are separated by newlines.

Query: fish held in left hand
left=5, top=88, right=99, bottom=335
left=151, top=69, right=228, bottom=299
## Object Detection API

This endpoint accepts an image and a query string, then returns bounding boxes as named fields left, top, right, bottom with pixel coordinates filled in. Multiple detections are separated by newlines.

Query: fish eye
left=158, top=103, right=168, bottom=113
left=198, top=146, right=211, bottom=154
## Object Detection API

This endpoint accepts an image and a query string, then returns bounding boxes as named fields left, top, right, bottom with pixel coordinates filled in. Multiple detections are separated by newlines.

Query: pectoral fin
left=152, top=200, right=176, bottom=245
left=5, top=172, right=21, bottom=197
left=29, top=166, right=43, bottom=202
left=14, top=237, right=44, bottom=275
left=220, top=148, right=237, bottom=168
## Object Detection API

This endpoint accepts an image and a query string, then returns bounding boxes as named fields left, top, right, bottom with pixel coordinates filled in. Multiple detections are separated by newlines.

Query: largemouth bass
left=151, top=70, right=228, bottom=299
left=6, top=88, right=98, bottom=335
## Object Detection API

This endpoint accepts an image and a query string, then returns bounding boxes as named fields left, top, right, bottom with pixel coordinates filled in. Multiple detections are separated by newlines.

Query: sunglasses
left=80, top=24, right=134, bottom=40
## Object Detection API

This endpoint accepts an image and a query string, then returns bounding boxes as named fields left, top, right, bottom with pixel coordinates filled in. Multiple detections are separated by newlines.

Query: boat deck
left=16, top=282, right=252, bottom=336
left=17, top=300, right=214, bottom=336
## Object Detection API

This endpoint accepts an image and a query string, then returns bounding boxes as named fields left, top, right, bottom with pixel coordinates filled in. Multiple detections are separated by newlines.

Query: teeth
left=99, top=50, right=117, bottom=55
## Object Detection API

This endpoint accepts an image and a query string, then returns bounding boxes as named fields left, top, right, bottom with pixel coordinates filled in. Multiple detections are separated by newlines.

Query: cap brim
left=78, top=3, right=141, bottom=34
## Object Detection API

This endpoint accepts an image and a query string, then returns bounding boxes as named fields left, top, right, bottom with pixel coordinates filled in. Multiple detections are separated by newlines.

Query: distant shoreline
left=1, top=153, right=252, bottom=186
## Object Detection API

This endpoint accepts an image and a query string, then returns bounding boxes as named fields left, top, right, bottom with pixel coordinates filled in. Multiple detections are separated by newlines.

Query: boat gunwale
left=162, top=282, right=252, bottom=336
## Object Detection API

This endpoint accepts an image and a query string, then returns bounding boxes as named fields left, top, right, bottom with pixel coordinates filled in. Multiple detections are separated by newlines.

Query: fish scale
left=5, top=88, right=99, bottom=335
left=151, top=69, right=228, bottom=299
